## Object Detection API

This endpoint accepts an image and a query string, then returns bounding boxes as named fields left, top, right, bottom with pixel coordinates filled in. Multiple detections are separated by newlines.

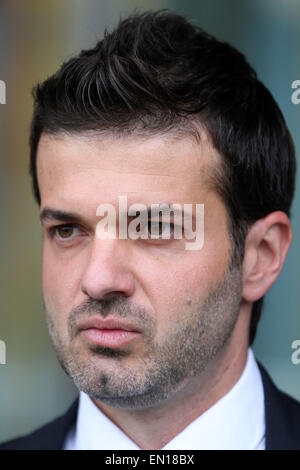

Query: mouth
left=78, top=317, right=141, bottom=349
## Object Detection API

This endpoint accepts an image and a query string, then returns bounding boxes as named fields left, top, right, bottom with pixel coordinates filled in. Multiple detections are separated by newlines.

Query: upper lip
left=78, top=317, right=141, bottom=333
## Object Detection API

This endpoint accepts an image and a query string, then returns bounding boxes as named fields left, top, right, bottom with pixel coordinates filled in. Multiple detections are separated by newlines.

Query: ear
left=242, top=211, right=293, bottom=302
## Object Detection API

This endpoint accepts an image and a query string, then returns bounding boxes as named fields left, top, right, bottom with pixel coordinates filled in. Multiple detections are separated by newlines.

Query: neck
left=92, top=322, right=250, bottom=450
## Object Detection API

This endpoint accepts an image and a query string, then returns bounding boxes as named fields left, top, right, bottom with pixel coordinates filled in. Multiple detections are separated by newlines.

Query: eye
left=147, top=220, right=174, bottom=238
left=51, top=224, right=81, bottom=240
left=132, top=220, right=177, bottom=240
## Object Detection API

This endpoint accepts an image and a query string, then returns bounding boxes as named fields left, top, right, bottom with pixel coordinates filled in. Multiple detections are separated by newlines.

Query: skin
left=37, top=130, right=293, bottom=450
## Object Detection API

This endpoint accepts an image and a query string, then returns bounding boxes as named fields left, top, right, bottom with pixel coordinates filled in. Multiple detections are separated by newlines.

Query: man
left=1, top=10, right=299, bottom=450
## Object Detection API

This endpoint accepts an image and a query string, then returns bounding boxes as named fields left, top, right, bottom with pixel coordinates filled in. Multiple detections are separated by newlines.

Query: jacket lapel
left=257, top=360, right=300, bottom=450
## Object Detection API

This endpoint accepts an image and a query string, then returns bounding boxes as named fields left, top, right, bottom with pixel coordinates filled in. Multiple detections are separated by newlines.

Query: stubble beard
left=44, top=257, right=243, bottom=410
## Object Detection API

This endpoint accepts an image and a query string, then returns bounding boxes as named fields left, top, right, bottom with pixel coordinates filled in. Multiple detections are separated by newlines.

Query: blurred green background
left=0, top=0, right=299, bottom=442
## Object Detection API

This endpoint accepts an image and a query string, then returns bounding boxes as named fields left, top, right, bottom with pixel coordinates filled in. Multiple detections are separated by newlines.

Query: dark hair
left=29, top=9, right=296, bottom=346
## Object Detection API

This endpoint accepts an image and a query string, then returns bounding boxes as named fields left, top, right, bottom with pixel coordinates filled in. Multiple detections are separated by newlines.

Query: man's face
left=37, top=131, right=243, bottom=409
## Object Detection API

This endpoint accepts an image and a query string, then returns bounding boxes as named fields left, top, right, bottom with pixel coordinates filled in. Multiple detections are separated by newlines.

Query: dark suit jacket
left=1, top=361, right=300, bottom=450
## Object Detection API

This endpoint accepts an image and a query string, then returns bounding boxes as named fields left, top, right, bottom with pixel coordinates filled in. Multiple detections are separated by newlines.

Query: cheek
left=140, top=235, right=231, bottom=330
left=42, top=244, right=81, bottom=316
left=140, top=255, right=207, bottom=315
left=42, top=253, right=63, bottom=319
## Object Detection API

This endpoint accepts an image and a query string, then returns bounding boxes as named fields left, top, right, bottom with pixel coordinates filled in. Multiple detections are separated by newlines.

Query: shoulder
left=257, top=361, right=300, bottom=450
left=0, top=397, right=79, bottom=450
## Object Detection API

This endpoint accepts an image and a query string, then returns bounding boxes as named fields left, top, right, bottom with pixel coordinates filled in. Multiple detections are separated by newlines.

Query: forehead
left=36, top=131, right=222, bottom=208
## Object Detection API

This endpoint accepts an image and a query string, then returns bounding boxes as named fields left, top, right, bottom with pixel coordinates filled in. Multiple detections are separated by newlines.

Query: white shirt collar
left=64, top=347, right=265, bottom=450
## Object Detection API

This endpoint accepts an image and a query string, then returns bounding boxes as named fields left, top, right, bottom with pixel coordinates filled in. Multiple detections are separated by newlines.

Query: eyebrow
left=39, top=204, right=192, bottom=225
left=40, top=208, right=82, bottom=225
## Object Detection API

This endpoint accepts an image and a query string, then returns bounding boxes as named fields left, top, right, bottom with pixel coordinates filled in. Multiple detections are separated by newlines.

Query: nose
left=80, top=238, right=135, bottom=300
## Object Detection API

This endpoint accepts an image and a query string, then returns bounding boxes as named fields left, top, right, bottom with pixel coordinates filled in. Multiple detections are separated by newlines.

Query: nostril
left=102, top=291, right=129, bottom=300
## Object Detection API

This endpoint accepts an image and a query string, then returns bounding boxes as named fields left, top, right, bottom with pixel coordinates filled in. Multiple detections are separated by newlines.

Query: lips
left=78, top=317, right=141, bottom=348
